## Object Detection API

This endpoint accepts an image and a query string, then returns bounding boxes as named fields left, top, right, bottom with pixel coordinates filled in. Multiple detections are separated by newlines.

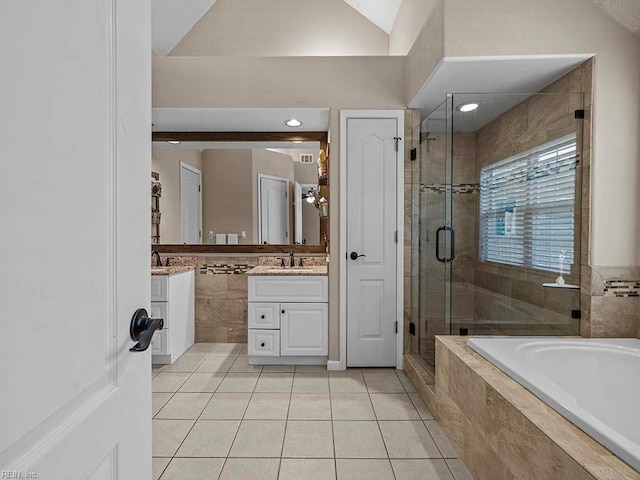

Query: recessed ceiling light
left=456, top=103, right=479, bottom=113
left=292, top=140, right=303, bottom=144
left=167, top=140, right=181, bottom=145
left=285, top=118, right=302, bottom=127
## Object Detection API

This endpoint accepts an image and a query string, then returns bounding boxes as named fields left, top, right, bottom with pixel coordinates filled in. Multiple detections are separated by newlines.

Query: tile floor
left=152, top=343, right=475, bottom=480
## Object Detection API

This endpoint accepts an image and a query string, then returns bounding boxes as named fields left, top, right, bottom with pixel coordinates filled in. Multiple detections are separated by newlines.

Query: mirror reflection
left=151, top=143, right=326, bottom=246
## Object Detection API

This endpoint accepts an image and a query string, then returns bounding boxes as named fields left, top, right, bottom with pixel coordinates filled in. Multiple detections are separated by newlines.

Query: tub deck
left=404, top=336, right=640, bottom=480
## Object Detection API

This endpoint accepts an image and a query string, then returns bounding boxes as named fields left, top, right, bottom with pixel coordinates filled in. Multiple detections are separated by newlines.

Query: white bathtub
left=467, top=337, right=640, bottom=472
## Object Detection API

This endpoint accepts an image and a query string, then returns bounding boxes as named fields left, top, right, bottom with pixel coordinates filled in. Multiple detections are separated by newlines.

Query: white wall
left=443, top=0, right=640, bottom=266
left=170, top=0, right=389, bottom=56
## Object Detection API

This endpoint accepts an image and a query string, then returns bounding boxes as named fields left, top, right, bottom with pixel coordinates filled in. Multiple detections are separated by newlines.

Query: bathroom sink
left=267, top=268, right=315, bottom=274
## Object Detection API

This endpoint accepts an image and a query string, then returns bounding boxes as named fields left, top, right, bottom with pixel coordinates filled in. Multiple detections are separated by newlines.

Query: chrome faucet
left=289, top=251, right=295, bottom=268
left=151, top=250, right=162, bottom=267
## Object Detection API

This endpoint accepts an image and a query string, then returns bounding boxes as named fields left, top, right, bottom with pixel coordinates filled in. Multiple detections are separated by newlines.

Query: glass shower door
left=417, top=98, right=454, bottom=373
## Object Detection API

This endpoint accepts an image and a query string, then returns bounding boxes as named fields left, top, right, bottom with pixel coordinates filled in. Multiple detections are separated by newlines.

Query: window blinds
left=479, top=133, right=578, bottom=274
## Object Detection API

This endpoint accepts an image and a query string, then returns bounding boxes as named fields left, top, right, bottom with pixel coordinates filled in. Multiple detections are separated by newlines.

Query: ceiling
left=152, top=108, right=330, bottom=132
left=410, top=55, right=592, bottom=132
left=591, top=0, right=640, bottom=36
left=151, top=0, right=640, bottom=56
left=152, top=0, right=404, bottom=55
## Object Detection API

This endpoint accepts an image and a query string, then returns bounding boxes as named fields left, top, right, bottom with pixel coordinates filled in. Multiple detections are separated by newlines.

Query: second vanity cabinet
left=150, top=268, right=195, bottom=364
left=247, top=275, right=328, bottom=363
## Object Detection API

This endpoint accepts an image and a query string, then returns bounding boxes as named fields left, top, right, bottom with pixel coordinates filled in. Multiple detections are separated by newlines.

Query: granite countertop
left=151, top=265, right=196, bottom=276
left=246, top=265, right=328, bottom=276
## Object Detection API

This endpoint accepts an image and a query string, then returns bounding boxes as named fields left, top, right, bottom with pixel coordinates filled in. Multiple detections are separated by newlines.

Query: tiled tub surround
left=404, top=338, right=640, bottom=480
left=152, top=342, right=475, bottom=480
left=468, top=337, right=640, bottom=472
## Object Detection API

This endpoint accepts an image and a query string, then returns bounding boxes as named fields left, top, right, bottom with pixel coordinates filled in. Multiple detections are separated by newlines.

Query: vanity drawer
left=248, top=303, right=280, bottom=329
left=150, top=301, right=169, bottom=328
left=151, top=276, right=168, bottom=301
left=248, top=276, right=328, bottom=303
left=248, top=329, right=280, bottom=356
left=151, top=328, right=169, bottom=355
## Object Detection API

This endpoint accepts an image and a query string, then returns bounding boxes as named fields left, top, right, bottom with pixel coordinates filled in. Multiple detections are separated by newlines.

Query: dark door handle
left=350, top=252, right=366, bottom=260
left=435, top=226, right=455, bottom=263
left=129, top=308, right=164, bottom=352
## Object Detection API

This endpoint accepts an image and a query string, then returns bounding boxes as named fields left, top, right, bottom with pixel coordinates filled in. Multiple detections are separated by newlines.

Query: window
left=479, top=133, right=578, bottom=274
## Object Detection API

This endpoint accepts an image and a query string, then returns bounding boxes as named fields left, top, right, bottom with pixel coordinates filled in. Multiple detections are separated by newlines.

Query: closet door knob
left=261, top=315, right=265, bottom=319
left=261, top=342, right=265, bottom=347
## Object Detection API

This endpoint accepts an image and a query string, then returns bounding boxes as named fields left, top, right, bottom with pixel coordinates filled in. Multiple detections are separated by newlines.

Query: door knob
left=350, top=252, right=366, bottom=260
left=129, top=308, right=163, bottom=352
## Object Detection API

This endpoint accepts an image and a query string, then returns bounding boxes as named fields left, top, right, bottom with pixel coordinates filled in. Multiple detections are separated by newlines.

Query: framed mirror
left=150, top=110, right=329, bottom=253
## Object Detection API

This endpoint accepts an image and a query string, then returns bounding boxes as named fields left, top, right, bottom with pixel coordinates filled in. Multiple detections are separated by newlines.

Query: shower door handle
left=435, top=226, right=455, bottom=263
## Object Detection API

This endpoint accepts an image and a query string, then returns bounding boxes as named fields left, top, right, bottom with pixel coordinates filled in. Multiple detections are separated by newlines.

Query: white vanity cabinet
left=248, top=275, right=328, bottom=364
left=150, top=269, right=195, bottom=364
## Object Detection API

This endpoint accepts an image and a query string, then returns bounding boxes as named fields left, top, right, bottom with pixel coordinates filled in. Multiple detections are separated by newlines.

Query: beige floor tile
left=262, top=365, right=296, bottom=373
left=288, top=393, right=331, bottom=420
left=179, top=373, right=225, bottom=393
left=329, top=375, right=368, bottom=394
left=217, top=373, right=260, bottom=393
left=361, top=369, right=397, bottom=376
left=335, top=459, right=395, bottom=480
left=254, top=373, right=294, bottom=393
left=156, top=393, right=212, bottom=420
left=330, top=394, right=375, bottom=420
left=408, top=393, right=434, bottom=420
left=153, top=393, right=173, bottom=417
left=445, top=459, right=475, bottom=480
left=175, top=420, right=240, bottom=457
left=333, top=421, right=388, bottom=459
left=182, top=343, right=217, bottom=356
left=295, top=365, right=328, bottom=373
left=370, top=394, right=420, bottom=420
left=195, top=356, right=235, bottom=373
left=364, top=373, right=406, bottom=394
left=152, top=373, right=191, bottom=393
left=210, top=343, right=244, bottom=356
left=228, top=420, right=286, bottom=458
left=244, top=393, right=291, bottom=420
left=282, top=420, right=334, bottom=458
left=218, top=458, right=280, bottom=480
left=159, top=458, right=225, bottom=480
left=293, top=373, right=330, bottom=393
left=425, top=420, right=458, bottom=458
left=152, top=364, right=166, bottom=376
left=396, top=372, right=417, bottom=393
left=153, top=457, right=170, bottom=480
left=162, top=355, right=205, bottom=373
left=279, top=459, right=336, bottom=480
left=152, top=419, right=195, bottom=457
left=391, top=459, right=454, bottom=480
left=329, top=369, right=362, bottom=376
left=229, top=356, right=263, bottom=373
left=379, top=421, right=440, bottom=459
left=200, top=393, right=251, bottom=420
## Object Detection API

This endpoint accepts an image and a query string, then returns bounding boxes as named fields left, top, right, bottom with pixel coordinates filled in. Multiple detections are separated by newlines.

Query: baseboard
left=326, top=360, right=344, bottom=371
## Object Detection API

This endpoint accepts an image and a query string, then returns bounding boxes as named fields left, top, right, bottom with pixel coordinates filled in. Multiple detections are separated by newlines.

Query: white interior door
left=0, top=0, right=151, bottom=478
left=259, top=174, right=290, bottom=244
left=345, top=117, right=399, bottom=367
left=181, top=162, right=202, bottom=244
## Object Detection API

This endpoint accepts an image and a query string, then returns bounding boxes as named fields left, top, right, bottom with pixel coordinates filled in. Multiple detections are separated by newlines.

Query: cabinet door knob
left=261, top=342, right=265, bottom=347
left=261, top=315, right=265, bottom=319
left=281, top=310, right=285, bottom=314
